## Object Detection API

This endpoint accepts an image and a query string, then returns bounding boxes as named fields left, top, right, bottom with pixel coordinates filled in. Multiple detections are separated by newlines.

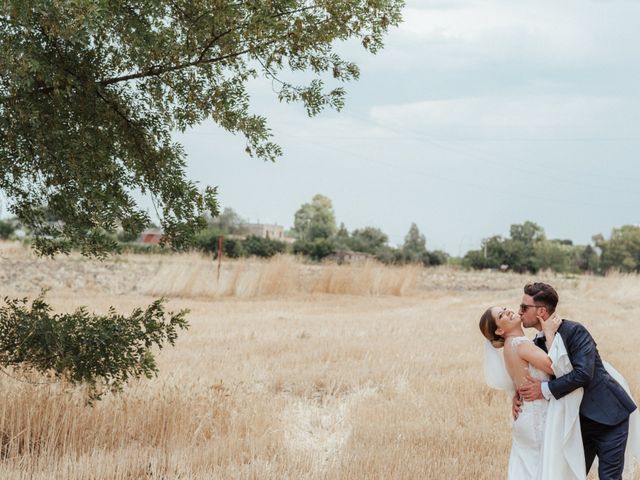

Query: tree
left=533, top=239, right=576, bottom=274
left=348, top=226, right=388, bottom=254
left=510, top=221, right=545, bottom=246
left=576, top=244, right=599, bottom=273
left=424, top=249, right=449, bottom=266
left=334, top=222, right=350, bottom=250
left=464, top=233, right=538, bottom=273
left=0, top=1, right=403, bottom=257
left=402, top=223, right=426, bottom=263
left=209, top=207, right=247, bottom=235
left=292, top=238, right=336, bottom=261
left=293, top=194, right=337, bottom=241
left=594, top=225, right=640, bottom=272
left=242, top=235, right=286, bottom=258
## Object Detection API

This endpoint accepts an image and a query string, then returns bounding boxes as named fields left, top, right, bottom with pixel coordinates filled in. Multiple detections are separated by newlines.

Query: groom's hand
left=519, top=376, right=544, bottom=401
left=511, top=393, right=522, bottom=420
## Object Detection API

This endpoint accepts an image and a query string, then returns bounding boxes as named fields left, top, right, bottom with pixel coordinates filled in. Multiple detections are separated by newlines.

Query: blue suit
left=535, top=319, right=636, bottom=479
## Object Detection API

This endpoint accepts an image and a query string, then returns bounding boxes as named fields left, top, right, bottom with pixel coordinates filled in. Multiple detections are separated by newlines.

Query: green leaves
left=0, top=293, right=189, bottom=402
left=0, top=1, right=403, bottom=257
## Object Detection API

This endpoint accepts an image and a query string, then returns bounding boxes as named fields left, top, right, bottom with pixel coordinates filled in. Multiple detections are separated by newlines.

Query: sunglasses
left=519, top=304, right=543, bottom=312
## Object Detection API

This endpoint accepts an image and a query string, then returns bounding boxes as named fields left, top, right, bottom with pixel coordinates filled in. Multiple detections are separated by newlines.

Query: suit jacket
left=535, top=319, right=636, bottom=426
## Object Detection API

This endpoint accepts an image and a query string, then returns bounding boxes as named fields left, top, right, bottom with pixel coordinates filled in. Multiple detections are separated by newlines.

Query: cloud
left=356, top=0, right=640, bottom=78
left=369, top=95, right=627, bottom=138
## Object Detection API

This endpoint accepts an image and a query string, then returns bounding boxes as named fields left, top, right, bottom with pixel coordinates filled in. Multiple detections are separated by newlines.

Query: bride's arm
left=516, top=341, right=554, bottom=376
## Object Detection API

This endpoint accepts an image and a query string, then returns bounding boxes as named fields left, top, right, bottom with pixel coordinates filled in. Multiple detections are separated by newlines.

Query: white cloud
left=356, top=0, right=640, bottom=75
left=369, top=95, right=626, bottom=138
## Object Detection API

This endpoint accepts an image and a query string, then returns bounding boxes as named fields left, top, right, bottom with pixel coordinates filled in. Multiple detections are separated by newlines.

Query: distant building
left=139, top=228, right=163, bottom=244
left=243, top=223, right=285, bottom=240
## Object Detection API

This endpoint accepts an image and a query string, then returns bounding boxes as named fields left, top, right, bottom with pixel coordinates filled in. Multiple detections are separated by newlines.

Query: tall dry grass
left=144, top=254, right=422, bottom=298
left=0, top=242, right=638, bottom=479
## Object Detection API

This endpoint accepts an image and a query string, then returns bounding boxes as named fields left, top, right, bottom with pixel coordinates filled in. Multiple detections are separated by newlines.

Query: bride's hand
left=540, top=312, right=561, bottom=338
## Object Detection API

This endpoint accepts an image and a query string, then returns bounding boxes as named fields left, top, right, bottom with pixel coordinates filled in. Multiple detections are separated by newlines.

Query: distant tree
left=464, top=233, right=538, bottom=273
left=402, top=223, right=427, bottom=263
left=374, top=245, right=403, bottom=264
left=348, top=226, right=388, bottom=255
left=242, top=235, right=286, bottom=258
left=293, top=194, right=337, bottom=242
left=210, top=207, right=247, bottom=235
left=193, top=226, right=224, bottom=253
left=463, top=249, right=491, bottom=270
left=576, top=244, right=600, bottom=273
left=594, top=225, right=640, bottom=272
left=334, top=222, right=350, bottom=250
left=292, top=238, right=336, bottom=261
left=424, top=249, right=449, bottom=267
left=553, top=239, right=574, bottom=246
left=510, top=221, right=545, bottom=246
left=533, top=240, right=577, bottom=273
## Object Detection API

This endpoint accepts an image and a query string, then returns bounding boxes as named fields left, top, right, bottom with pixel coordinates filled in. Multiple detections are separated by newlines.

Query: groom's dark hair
left=524, top=282, right=558, bottom=314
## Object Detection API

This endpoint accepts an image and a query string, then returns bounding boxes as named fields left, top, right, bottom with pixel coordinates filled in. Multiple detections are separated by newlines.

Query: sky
left=174, top=0, right=640, bottom=256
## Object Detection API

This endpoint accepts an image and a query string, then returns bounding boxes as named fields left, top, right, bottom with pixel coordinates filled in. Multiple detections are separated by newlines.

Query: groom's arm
left=547, top=325, right=596, bottom=400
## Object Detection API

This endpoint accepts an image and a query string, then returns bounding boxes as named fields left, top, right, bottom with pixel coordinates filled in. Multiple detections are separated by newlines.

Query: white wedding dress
left=507, top=336, right=550, bottom=480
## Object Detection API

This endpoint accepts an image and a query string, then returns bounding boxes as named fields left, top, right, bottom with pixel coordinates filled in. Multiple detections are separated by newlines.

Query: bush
left=423, top=250, right=449, bottom=267
left=0, top=293, right=188, bottom=402
left=0, top=219, right=16, bottom=239
left=193, top=226, right=224, bottom=253
left=192, top=227, right=245, bottom=258
left=293, top=238, right=336, bottom=261
left=463, top=250, right=491, bottom=270
left=116, top=230, right=140, bottom=243
left=375, top=245, right=404, bottom=264
left=220, top=238, right=244, bottom=258
left=242, top=235, right=287, bottom=258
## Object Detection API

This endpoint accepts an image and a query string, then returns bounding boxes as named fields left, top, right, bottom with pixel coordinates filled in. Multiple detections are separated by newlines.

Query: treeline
left=192, top=194, right=448, bottom=265
left=4, top=199, right=638, bottom=274
left=463, top=221, right=640, bottom=274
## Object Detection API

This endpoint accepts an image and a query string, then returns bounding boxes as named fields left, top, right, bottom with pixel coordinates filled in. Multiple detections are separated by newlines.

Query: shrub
left=293, top=238, right=336, bottom=261
left=193, top=226, right=224, bottom=253
left=242, top=235, right=287, bottom=258
left=116, top=230, right=139, bottom=243
left=0, top=219, right=16, bottom=239
left=423, top=250, right=449, bottom=267
left=375, top=245, right=404, bottom=264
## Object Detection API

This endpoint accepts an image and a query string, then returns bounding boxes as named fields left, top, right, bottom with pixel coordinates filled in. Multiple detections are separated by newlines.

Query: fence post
left=217, top=235, right=223, bottom=281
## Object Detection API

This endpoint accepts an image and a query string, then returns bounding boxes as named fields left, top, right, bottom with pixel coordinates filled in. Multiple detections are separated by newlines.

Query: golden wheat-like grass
left=144, top=254, right=421, bottom=298
left=0, top=241, right=637, bottom=479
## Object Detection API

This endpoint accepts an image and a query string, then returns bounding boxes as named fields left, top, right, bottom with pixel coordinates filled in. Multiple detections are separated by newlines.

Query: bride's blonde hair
left=479, top=307, right=505, bottom=348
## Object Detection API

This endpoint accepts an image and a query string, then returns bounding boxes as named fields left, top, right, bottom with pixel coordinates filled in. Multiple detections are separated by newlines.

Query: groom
left=517, top=282, right=636, bottom=480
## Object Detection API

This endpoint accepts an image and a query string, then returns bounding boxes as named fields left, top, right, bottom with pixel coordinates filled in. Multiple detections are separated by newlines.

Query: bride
left=479, top=304, right=639, bottom=480
left=479, top=306, right=560, bottom=479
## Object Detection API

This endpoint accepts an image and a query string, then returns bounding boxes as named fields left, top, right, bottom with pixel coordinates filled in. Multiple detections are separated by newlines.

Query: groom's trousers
left=580, top=414, right=630, bottom=480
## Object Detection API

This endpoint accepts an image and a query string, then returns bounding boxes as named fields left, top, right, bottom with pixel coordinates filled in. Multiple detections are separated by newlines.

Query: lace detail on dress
left=508, top=335, right=531, bottom=348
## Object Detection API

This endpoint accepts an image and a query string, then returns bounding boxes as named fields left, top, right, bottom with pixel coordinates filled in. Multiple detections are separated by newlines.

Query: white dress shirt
left=535, top=331, right=553, bottom=400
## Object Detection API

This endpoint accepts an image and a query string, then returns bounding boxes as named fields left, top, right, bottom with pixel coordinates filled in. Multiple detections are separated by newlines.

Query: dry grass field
left=0, top=241, right=638, bottom=479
